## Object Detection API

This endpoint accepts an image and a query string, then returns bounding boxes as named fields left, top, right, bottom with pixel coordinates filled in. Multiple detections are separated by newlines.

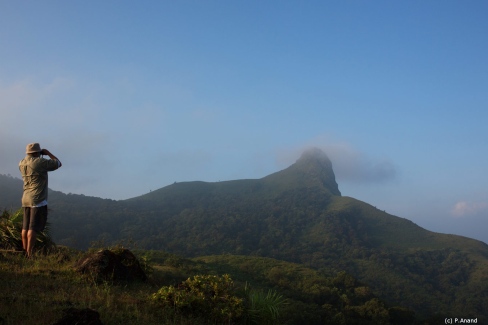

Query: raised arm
left=41, top=149, right=62, bottom=167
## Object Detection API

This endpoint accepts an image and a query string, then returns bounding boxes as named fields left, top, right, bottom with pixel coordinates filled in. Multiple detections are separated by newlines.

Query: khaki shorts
left=23, top=206, right=48, bottom=232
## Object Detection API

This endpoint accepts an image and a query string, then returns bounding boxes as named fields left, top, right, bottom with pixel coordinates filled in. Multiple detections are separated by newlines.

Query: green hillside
left=0, top=174, right=22, bottom=210
left=1, top=149, right=487, bottom=320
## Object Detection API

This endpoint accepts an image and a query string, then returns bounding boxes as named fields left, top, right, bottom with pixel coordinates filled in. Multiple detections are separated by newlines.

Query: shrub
left=152, top=274, right=244, bottom=323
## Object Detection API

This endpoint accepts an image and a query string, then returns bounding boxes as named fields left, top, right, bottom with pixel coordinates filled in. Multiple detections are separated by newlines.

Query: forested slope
left=1, top=149, right=487, bottom=320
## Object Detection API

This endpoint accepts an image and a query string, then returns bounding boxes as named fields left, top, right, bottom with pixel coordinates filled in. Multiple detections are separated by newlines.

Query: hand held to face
left=40, top=149, right=62, bottom=167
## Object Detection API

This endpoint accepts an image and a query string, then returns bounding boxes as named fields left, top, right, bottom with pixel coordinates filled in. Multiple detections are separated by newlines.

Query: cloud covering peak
left=276, top=141, right=397, bottom=185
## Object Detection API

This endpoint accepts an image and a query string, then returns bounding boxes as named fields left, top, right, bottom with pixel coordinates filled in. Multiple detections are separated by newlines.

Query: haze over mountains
left=1, top=148, right=487, bottom=320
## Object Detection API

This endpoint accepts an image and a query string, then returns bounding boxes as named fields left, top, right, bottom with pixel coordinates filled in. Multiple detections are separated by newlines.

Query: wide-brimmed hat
left=26, top=143, right=41, bottom=154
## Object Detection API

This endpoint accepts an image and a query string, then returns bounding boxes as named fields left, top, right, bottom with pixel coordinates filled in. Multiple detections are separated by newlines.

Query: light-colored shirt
left=19, top=156, right=60, bottom=207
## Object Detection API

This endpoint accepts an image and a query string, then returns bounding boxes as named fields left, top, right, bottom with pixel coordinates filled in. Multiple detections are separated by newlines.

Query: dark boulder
left=74, top=248, right=147, bottom=283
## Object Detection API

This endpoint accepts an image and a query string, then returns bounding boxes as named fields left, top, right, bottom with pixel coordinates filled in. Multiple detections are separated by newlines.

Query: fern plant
left=0, top=209, right=55, bottom=252
left=244, top=283, right=287, bottom=324
left=0, top=209, right=22, bottom=250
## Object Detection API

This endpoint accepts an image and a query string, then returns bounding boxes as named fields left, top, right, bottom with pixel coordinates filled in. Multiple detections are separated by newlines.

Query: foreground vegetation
left=0, top=246, right=421, bottom=325
left=0, top=247, right=172, bottom=325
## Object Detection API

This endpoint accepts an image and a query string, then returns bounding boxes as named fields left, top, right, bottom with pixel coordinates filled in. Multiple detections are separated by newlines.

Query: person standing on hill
left=19, top=143, right=62, bottom=257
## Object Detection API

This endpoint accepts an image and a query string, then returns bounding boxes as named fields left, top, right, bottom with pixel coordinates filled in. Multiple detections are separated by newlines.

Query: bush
left=152, top=274, right=244, bottom=323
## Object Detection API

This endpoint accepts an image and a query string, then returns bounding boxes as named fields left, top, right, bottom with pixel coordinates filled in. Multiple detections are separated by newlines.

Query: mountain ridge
left=124, top=148, right=341, bottom=204
left=1, top=148, right=488, bottom=319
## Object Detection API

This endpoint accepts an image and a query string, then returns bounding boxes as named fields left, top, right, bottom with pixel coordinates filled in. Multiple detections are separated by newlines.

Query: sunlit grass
left=0, top=249, right=178, bottom=325
left=2, top=248, right=290, bottom=325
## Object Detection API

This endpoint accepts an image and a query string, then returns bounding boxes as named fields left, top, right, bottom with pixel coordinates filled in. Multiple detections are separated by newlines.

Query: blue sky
left=1, top=1, right=487, bottom=243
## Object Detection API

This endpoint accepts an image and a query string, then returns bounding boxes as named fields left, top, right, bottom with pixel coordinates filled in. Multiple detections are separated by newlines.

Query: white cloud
left=275, top=137, right=397, bottom=184
left=451, top=201, right=488, bottom=218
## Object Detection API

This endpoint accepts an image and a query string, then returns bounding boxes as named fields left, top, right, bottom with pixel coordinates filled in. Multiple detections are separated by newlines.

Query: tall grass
left=0, top=248, right=288, bottom=325
left=0, top=249, right=175, bottom=325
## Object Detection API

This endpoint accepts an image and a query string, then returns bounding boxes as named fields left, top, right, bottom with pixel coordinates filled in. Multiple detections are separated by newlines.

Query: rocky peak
left=264, top=147, right=341, bottom=196
left=293, top=148, right=341, bottom=195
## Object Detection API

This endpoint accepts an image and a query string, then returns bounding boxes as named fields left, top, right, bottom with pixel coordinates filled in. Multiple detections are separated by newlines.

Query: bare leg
left=21, top=229, right=28, bottom=251
left=26, top=230, right=37, bottom=257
